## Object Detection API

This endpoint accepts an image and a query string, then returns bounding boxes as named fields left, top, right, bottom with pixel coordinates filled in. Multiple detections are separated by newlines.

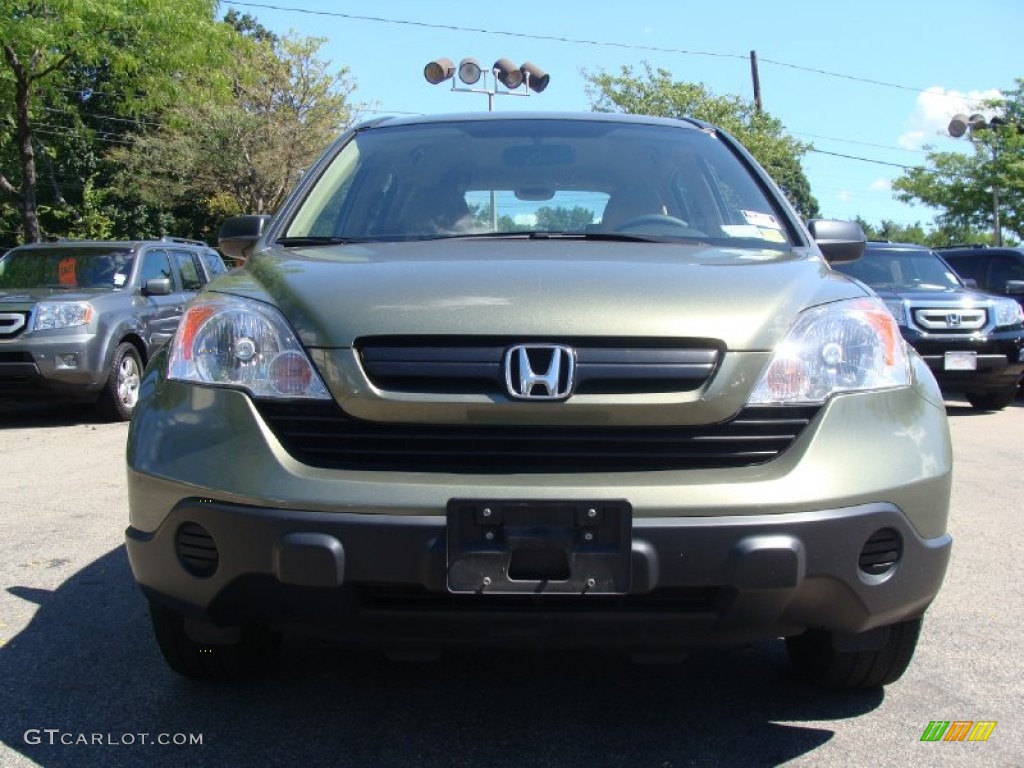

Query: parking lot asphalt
left=0, top=396, right=1021, bottom=767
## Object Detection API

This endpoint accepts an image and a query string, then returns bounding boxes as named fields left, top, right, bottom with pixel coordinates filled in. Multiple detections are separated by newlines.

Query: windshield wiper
left=274, top=236, right=371, bottom=247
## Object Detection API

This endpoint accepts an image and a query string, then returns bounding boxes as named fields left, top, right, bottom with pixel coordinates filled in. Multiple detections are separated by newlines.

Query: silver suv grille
left=913, top=307, right=986, bottom=332
left=0, top=312, right=27, bottom=338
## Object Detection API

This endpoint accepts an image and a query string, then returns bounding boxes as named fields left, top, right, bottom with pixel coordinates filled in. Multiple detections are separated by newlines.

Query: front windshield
left=0, top=246, right=135, bottom=290
left=836, top=249, right=962, bottom=290
left=285, top=118, right=794, bottom=249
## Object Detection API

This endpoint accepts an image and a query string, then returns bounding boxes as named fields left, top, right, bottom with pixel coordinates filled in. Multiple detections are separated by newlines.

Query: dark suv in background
left=938, top=245, right=1024, bottom=310
left=834, top=242, right=1024, bottom=410
left=0, top=237, right=227, bottom=420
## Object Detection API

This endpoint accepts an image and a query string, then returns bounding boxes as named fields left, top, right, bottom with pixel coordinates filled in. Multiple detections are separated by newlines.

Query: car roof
left=352, top=111, right=711, bottom=133
left=863, top=242, right=934, bottom=255
left=9, top=238, right=207, bottom=252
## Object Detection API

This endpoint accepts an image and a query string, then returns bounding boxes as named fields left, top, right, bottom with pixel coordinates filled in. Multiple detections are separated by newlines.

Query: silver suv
left=0, top=238, right=227, bottom=419
left=126, top=113, right=952, bottom=687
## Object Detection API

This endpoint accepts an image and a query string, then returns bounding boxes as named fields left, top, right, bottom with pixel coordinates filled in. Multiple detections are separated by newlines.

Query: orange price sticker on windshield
left=57, top=257, right=77, bottom=286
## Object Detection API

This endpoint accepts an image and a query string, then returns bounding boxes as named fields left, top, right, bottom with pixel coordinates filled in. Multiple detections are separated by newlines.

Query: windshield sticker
left=759, top=228, right=786, bottom=243
left=113, top=273, right=127, bottom=287
left=721, top=224, right=762, bottom=238
left=741, top=210, right=781, bottom=229
left=58, top=257, right=77, bottom=286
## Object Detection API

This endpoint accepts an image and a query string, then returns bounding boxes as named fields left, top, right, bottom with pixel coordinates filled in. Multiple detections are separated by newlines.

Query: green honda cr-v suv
left=126, top=113, right=953, bottom=687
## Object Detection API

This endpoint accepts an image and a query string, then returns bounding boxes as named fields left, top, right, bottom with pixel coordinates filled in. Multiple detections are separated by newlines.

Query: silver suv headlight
left=33, top=301, right=93, bottom=330
left=168, top=294, right=330, bottom=400
left=749, top=297, right=911, bottom=405
left=992, top=296, right=1024, bottom=328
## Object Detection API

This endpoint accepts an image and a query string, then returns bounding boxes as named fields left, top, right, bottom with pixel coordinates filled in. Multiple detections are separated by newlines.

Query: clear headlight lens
left=882, top=298, right=907, bottom=327
left=993, top=297, right=1024, bottom=328
left=748, top=297, right=911, bottom=405
left=33, top=302, right=93, bottom=330
left=168, top=294, right=330, bottom=400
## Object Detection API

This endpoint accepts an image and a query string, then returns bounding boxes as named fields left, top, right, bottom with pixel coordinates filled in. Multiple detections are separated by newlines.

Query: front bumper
left=126, top=498, right=951, bottom=648
left=0, top=333, right=106, bottom=398
left=909, top=330, right=1024, bottom=393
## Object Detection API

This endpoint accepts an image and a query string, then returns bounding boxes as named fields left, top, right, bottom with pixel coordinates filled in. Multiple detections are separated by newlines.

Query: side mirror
left=219, top=215, right=271, bottom=264
left=1006, top=280, right=1024, bottom=296
left=962, top=277, right=978, bottom=289
left=807, top=219, right=866, bottom=264
left=143, top=277, right=172, bottom=296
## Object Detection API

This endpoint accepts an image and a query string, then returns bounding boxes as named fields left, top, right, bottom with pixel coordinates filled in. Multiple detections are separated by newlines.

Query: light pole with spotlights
left=423, top=56, right=549, bottom=112
left=948, top=112, right=1003, bottom=246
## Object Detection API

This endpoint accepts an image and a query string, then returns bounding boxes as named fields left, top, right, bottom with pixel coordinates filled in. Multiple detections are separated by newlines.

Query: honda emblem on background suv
left=505, top=344, right=576, bottom=400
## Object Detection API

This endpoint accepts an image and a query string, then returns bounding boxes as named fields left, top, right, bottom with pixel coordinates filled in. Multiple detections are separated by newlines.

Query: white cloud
left=898, top=86, right=1003, bottom=150
left=870, top=178, right=892, bottom=192
left=836, top=190, right=851, bottom=202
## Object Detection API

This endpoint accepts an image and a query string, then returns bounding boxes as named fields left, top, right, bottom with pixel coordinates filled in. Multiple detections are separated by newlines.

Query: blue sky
left=223, top=0, right=1022, bottom=228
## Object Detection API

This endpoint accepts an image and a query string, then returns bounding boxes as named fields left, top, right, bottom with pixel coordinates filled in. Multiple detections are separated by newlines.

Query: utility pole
left=750, top=51, right=762, bottom=113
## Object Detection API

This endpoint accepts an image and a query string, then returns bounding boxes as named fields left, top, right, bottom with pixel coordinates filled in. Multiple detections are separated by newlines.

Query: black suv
left=938, top=245, right=1024, bottom=310
left=833, top=242, right=1024, bottom=410
left=0, top=238, right=227, bottom=419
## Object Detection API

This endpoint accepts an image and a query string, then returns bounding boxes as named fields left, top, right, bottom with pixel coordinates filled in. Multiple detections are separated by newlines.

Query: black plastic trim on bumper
left=126, top=498, right=951, bottom=648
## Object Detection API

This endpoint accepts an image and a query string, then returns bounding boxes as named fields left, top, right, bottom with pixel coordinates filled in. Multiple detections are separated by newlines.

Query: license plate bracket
left=944, top=351, right=977, bottom=370
left=446, top=499, right=632, bottom=594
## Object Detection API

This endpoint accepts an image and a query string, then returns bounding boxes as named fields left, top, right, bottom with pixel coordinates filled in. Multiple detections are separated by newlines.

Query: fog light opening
left=859, top=528, right=902, bottom=576
left=175, top=522, right=219, bottom=578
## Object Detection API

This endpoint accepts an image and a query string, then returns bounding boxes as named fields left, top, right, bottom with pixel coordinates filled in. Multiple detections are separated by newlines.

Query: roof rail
left=933, top=243, right=989, bottom=250
left=160, top=236, right=207, bottom=246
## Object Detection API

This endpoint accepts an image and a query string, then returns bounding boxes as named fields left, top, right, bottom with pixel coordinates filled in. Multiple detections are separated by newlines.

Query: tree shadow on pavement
left=0, top=547, right=882, bottom=768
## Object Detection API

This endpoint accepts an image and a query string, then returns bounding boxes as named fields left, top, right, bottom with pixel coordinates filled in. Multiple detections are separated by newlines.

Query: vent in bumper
left=859, top=528, right=902, bottom=575
left=175, top=522, right=219, bottom=578
left=253, top=401, right=819, bottom=474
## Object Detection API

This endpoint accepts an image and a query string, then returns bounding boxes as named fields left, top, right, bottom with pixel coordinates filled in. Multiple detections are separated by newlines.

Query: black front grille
left=359, top=585, right=724, bottom=613
left=358, top=337, right=720, bottom=395
left=254, top=401, right=819, bottom=474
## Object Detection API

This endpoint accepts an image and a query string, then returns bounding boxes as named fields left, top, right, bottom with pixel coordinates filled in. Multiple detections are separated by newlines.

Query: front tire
left=965, top=387, right=1017, bottom=411
left=148, top=601, right=282, bottom=680
left=96, top=342, right=142, bottom=421
left=786, top=618, right=922, bottom=688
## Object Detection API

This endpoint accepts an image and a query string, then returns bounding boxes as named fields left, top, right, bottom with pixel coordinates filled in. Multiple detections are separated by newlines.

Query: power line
left=808, top=148, right=924, bottom=171
left=225, top=1, right=992, bottom=104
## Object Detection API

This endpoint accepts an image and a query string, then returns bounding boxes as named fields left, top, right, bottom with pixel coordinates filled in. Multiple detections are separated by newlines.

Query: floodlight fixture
left=423, top=58, right=455, bottom=85
left=493, top=58, right=524, bottom=90
left=520, top=62, right=550, bottom=93
left=948, top=113, right=969, bottom=138
left=458, top=57, right=482, bottom=85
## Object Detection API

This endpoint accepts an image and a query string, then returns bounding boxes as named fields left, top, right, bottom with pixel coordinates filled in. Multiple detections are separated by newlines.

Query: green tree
left=109, top=25, right=357, bottom=232
left=0, top=0, right=228, bottom=243
left=535, top=205, right=595, bottom=231
left=893, top=79, right=1024, bottom=244
left=585, top=64, right=820, bottom=219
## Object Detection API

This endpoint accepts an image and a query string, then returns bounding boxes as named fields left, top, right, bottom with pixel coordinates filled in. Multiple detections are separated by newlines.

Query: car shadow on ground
left=1, top=547, right=883, bottom=768
left=0, top=400, right=107, bottom=429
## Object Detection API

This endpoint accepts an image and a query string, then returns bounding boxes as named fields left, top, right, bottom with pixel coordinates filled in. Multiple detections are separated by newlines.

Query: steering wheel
left=612, top=214, right=706, bottom=237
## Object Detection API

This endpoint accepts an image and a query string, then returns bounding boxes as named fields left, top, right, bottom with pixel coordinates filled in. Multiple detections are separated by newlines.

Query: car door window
left=171, top=250, right=205, bottom=292
left=139, top=249, right=175, bottom=288
left=987, top=255, right=1024, bottom=291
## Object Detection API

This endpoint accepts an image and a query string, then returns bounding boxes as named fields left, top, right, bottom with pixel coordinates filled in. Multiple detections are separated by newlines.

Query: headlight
left=33, top=302, right=93, bottom=330
left=748, top=297, right=911, bottom=405
left=992, top=297, right=1024, bottom=328
left=168, top=294, right=330, bottom=400
left=882, top=298, right=907, bottom=326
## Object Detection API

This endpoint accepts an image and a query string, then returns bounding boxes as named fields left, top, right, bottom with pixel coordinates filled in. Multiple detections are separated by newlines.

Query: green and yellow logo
left=921, top=721, right=997, bottom=742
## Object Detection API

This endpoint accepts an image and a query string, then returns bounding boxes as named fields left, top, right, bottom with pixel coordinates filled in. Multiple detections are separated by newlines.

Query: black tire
left=96, top=342, right=143, bottom=421
left=965, top=387, right=1017, bottom=412
left=148, top=601, right=281, bottom=680
left=786, top=617, right=922, bottom=688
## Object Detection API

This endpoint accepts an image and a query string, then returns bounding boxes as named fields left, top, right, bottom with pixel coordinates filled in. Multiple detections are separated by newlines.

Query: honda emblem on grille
left=946, top=312, right=962, bottom=327
left=504, top=344, right=575, bottom=400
